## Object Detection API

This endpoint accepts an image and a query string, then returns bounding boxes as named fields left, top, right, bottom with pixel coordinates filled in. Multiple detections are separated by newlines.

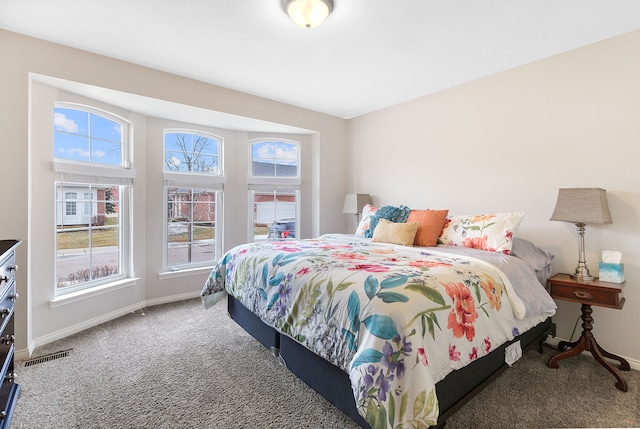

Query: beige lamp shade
left=343, top=194, right=372, bottom=215
left=550, top=188, right=612, bottom=225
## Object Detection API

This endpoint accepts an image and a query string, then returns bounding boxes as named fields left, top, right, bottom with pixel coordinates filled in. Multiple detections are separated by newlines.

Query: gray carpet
left=12, top=296, right=640, bottom=429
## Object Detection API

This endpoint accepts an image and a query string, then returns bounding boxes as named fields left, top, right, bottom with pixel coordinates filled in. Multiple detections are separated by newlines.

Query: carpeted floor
left=12, top=296, right=640, bottom=429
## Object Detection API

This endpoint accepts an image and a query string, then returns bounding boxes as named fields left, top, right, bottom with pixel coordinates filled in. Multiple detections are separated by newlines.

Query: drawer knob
left=0, top=335, right=14, bottom=345
left=0, top=309, right=9, bottom=319
left=8, top=293, right=18, bottom=302
left=7, top=265, right=17, bottom=272
left=0, top=276, right=8, bottom=284
left=574, top=290, right=593, bottom=300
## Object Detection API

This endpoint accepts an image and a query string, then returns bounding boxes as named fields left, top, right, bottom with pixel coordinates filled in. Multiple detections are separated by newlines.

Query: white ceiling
left=2, top=0, right=640, bottom=119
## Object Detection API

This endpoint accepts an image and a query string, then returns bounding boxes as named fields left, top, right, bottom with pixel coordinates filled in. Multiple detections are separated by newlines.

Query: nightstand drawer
left=547, top=273, right=624, bottom=309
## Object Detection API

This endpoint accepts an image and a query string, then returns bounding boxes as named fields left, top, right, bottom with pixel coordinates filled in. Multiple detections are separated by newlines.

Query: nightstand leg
left=590, top=338, right=631, bottom=371
left=548, top=336, right=586, bottom=368
left=548, top=304, right=629, bottom=392
left=589, top=340, right=628, bottom=392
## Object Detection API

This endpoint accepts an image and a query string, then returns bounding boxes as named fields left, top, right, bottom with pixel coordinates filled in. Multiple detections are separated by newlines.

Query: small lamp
left=343, top=193, right=372, bottom=224
left=550, top=188, right=612, bottom=281
left=282, top=0, right=334, bottom=29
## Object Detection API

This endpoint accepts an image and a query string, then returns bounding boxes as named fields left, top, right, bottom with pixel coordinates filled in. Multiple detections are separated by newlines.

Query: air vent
left=23, top=349, right=72, bottom=367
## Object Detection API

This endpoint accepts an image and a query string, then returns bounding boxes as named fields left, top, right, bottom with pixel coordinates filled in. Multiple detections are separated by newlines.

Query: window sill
left=158, top=265, right=213, bottom=280
left=49, top=278, right=139, bottom=309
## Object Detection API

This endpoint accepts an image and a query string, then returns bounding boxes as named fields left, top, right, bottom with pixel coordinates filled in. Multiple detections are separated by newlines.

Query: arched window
left=53, top=104, right=132, bottom=295
left=163, top=130, right=223, bottom=270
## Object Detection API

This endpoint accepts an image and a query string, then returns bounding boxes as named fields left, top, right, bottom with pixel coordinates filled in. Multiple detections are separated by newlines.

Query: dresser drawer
left=0, top=253, right=15, bottom=295
left=0, top=282, right=15, bottom=338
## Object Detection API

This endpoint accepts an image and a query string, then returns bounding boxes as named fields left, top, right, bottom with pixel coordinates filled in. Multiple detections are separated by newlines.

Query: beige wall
left=0, top=29, right=348, bottom=357
left=348, top=30, right=640, bottom=366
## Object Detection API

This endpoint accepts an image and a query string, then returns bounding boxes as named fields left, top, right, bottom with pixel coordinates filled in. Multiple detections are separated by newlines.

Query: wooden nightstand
left=547, top=273, right=630, bottom=392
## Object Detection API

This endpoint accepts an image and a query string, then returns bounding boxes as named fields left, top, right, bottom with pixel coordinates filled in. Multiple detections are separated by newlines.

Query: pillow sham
left=355, top=204, right=378, bottom=236
left=406, top=209, right=449, bottom=247
left=438, top=212, right=524, bottom=255
left=371, top=219, right=419, bottom=246
left=365, top=205, right=411, bottom=238
left=511, top=237, right=554, bottom=284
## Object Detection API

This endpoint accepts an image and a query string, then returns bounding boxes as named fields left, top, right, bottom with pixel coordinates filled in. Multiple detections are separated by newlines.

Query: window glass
left=54, top=107, right=123, bottom=166
left=164, top=132, right=220, bottom=174
left=252, top=190, right=297, bottom=240
left=56, top=182, right=121, bottom=290
left=166, top=188, right=218, bottom=268
left=251, top=141, right=298, bottom=177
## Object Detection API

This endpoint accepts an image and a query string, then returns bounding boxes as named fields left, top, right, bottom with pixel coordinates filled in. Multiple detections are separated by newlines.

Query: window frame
left=52, top=102, right=134, bottom=297
left=162, top=129, right=225, bottom=272
left=248, top=138, right=301, bottom=241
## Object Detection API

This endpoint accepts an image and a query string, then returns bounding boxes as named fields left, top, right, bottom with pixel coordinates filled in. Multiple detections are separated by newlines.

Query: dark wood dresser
left=0, top=240, right=20, bottom=427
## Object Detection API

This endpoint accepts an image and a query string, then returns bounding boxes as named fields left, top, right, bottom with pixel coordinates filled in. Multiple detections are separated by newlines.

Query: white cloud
left=54, top=113, right=79, bottom=133
left=58, top=147, right=90, bottom=158
left=93, top=150, right=105, bottom=158
left=256, top=143, right=297, bottom=164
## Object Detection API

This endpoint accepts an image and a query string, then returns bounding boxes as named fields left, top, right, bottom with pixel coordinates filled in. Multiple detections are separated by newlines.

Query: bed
left=201, top=210, right=557, bottom=429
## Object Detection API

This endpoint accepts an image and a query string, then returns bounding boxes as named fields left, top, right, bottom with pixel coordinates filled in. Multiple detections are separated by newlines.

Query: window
left=53, top=104, right=132, bottom=295
left=251, top=140, right=298, bottom=177
left=249, top=139, right=300, bottom=241
left=65, top=192, right=77, bottom=216
left=164, top=130, right=223, bottom=270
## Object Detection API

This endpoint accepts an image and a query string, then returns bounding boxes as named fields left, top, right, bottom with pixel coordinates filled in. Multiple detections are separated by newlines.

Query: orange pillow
left=406, top=209, right=449, bottom=247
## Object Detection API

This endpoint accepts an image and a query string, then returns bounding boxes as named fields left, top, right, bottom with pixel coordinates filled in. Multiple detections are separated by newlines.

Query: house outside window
left=53, top=104, right=133, bottom=295
left=164, top=130, right=223, bottom=270
left=249, top=139, right=300, bottom=241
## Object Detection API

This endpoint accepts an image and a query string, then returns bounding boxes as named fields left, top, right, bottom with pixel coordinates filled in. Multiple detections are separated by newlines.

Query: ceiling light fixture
left=282, top=0, right=334, bottom=29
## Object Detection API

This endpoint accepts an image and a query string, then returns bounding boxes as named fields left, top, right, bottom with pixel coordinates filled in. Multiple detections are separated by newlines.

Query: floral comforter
left=201, top=234, right=555, bottom=429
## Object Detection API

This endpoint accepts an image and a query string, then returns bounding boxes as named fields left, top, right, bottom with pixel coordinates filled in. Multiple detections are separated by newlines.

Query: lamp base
left=570, top=264, right=596, bottom=282
left=569, top=273, right=596, bottom=282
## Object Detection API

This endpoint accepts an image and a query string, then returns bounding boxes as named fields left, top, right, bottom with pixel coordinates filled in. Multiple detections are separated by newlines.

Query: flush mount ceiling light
left=282, top=0, right=334, bottom=29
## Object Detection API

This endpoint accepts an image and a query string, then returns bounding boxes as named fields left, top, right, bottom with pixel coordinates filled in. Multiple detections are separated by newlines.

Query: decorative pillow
left=438, top=212, right=524, bottom=255
left=406, top=209, right=449, bottom=247
left=371, top=219, right=419, bottom=246
left=355, top=204, right=378, bottom=236
left=365, top=205, right=411, bottom=238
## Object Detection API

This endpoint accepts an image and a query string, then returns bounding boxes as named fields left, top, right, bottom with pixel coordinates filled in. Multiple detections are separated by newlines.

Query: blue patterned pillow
left=365, top=205, right=411, bottom=238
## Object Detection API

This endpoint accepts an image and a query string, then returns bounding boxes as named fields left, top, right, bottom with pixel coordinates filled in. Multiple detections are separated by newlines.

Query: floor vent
left=23, top=349, right=72, bottom=367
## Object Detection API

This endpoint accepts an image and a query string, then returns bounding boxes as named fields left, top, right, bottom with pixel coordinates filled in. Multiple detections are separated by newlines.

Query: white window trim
left=53, top=159, right=136, bottom=182
left=49, top=277, right=139, bottom=308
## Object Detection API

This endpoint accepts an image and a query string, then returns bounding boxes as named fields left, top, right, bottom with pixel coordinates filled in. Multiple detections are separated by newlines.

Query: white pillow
left=355, top=204, right=378, bottom=236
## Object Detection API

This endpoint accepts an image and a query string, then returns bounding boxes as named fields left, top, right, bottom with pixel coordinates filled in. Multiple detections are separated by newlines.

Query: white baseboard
left=545, top=336, right=640, bottom=371
left=14, top=291, right=202, bottom=362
